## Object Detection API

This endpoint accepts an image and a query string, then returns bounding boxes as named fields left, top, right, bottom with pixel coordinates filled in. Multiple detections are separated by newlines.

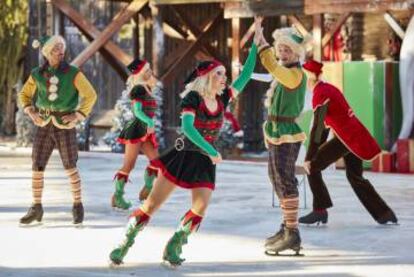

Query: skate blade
left=19, top=221, right=43, bottom=228
left=265, top=247, right=304, bottom=257
left=108, top=260, right=123, bottom=268
left=300, top=221, right=327, bottom=227
left=112, top=207, right=131, bottom=213
left=161, top=260, right=180, bottom=270
left=73, top=222, right=84, bottom=228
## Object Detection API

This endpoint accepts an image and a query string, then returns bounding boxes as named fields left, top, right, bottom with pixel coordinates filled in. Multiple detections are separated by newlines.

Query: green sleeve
left=182, top=113, right=218, bottom=157
left=231, top=43, right=257, bottom=94
left=132, top=102, right=154, bottom=128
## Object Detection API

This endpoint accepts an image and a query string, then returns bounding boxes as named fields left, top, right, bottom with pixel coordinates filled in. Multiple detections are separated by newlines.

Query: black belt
left=36, top=108, right=72, bottom=117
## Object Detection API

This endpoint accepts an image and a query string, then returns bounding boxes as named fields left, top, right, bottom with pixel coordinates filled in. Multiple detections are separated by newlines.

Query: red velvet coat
left=312, top=81, right=381, bottom=161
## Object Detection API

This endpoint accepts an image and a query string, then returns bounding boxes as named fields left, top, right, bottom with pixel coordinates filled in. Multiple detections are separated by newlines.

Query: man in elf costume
left=255, top=17, right=308, bottom=255
left=18, top=35, right=97, bottom=225
left=299, top=59, right=398, bottom=225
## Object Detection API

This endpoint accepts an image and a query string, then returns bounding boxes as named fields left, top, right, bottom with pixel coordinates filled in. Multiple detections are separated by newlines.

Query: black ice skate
left=377, top=210, right=398, bottom=225
left=299, top=210, right=328, bottom=225
left=72, top=202, right=84, bottom=225
left=265, top=223, right=285, bottom=247
left=19, top=204, right=43, bottom=226
left=265, top=227, right=303, bottom=256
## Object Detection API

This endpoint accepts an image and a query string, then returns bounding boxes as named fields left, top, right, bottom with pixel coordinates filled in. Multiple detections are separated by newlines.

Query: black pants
left=308, top=137, right=393, bottom=221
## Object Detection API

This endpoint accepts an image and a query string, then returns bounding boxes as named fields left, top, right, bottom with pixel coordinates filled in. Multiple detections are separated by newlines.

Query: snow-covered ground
left=1, top=147, right=413, bottom=277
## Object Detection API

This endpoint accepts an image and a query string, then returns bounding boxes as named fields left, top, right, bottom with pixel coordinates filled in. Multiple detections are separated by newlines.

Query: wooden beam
left=169, top=6, right=225, bottom=61
left=154, top=0, right=241, bottom=4
left=240, top=22, right=255, bottom=49
left=305, top=0, right=414, bottom=14
left=164, top=16, right=189, bottom=39
left=313, top=14, right=323, bottom=61
left=321, top=13, right=350, bottom=47
left=51, top=0, right=133, bottom=79
left=162, top=10, right=224, bottom=72
left=161, top=11, right=223, bottom=84
left=288, top=15, right=310, bottom=37
left=224, top=1, right=304, bottom=19
left=72, top=0, right=148, bottom=67
left=384, top=12, right=405, bottom=40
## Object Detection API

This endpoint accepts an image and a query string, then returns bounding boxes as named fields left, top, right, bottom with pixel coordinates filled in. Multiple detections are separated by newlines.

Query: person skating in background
left=111, top=58, right=160, bottom=210
left=299, top=59, right=398, bottom=226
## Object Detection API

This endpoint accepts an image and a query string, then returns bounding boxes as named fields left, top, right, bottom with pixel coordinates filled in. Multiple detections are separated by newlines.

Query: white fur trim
left=32, top=40, right=40, bottom=49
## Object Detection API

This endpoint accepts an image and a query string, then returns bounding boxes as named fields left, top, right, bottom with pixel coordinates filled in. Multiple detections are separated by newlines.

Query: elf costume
left=299, top=59, right=398, bottom=225
left=259, top=27, right=308, bottom=255
left=18, top=35, right=97, bottom=225
left=109, top=43, right=257, bottom=267
left=111, top=59, right=159, bottom=210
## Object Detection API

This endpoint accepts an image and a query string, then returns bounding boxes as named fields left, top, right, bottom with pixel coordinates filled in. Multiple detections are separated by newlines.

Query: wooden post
left=232, top=17, right=243, bottom=125
left=133, top=13, right=140, bottom=58
left=313, top=14, right=323, bottom=61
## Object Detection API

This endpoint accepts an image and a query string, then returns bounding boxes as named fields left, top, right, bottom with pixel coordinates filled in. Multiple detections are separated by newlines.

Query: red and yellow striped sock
left=281, top=197, right=299, bottom=229
left=65, top=168, right=82, bottom=204
left=32, top=171, right=44, bottom=204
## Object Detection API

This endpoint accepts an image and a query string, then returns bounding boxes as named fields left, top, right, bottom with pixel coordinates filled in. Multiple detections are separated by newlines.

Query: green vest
left=263, top=68, right=307, bottom=145
left=31, top=62, right=80, bottom=127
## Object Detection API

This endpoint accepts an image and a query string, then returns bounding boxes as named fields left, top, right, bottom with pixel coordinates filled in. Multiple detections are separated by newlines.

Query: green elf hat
left=32, top=35, right=51, bottom=49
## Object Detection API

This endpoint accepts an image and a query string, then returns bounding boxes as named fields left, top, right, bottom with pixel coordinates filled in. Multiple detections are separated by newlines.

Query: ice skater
left=299, top=59, right=398, bottom=225
left=18, top=35, right=97, bottom=226
left=111, top=58, right=160, bottom=211
left=108, top=40, right=258, bottom=267
left=255, top=16, right=309, bottom=256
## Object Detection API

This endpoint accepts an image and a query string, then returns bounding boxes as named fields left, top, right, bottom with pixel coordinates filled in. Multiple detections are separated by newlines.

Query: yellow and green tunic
left=19, top=62, right=97, bottom=129
left=259, top=47, right=307, bottom=146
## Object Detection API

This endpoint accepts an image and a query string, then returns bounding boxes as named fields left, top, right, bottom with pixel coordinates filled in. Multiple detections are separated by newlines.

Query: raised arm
left=231, top=43, right=257, bottom=95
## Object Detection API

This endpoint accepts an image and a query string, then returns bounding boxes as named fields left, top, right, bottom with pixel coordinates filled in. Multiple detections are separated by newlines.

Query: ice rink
left=1, top=147, right=413, bottom=277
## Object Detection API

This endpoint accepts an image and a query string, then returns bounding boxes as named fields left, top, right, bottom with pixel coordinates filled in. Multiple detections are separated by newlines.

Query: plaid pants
left=32, top=123, right=78, bottom=171
left=268, top=142, right=301, bottom=199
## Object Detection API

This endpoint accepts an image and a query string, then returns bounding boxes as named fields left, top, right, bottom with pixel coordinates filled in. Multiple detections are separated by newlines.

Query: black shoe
left=299, top=210, right=328, bottom=225
left=20, top=204, right=43, bottom=225
left=265, top=227, right=302, bottom=255
left=265, top=223, right=285, bottom=247
left=377, top=210, right=398, bottom=224
left=72, top=202, right=84, bottom=224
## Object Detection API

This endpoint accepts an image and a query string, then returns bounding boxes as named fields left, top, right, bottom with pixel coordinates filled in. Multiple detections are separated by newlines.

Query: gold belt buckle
left=45, top=109, right=50, bottom=117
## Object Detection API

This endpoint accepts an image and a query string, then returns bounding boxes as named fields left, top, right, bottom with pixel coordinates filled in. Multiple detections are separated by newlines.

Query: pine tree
left=0, top=0, right=28, bottom=135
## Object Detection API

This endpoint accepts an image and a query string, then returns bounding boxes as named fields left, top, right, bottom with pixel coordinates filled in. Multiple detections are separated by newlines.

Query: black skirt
left=117, top=119, right=158, bottom=148
left=150, top=148, right=216, bottom=190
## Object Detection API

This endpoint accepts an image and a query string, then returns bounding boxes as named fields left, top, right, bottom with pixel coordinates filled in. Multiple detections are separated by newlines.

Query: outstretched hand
left=254, top=16, right=267, bottom=47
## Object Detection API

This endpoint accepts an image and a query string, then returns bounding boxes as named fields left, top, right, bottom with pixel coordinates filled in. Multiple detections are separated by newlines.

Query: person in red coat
left=299, top=59, right=398, bottom=225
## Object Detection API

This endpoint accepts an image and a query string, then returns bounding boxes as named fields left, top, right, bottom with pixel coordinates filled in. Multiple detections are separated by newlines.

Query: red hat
left=127, top=58, right=148, bottom=75
left=303, top=59, right=323, bottom=77
left=184, top=60, right=224, bottom=85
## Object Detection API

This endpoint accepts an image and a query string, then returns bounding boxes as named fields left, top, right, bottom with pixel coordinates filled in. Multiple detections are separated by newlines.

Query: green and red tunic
left=117, top=85, right=158, bottom=148
left=151, top=87, right=234, bottom=190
